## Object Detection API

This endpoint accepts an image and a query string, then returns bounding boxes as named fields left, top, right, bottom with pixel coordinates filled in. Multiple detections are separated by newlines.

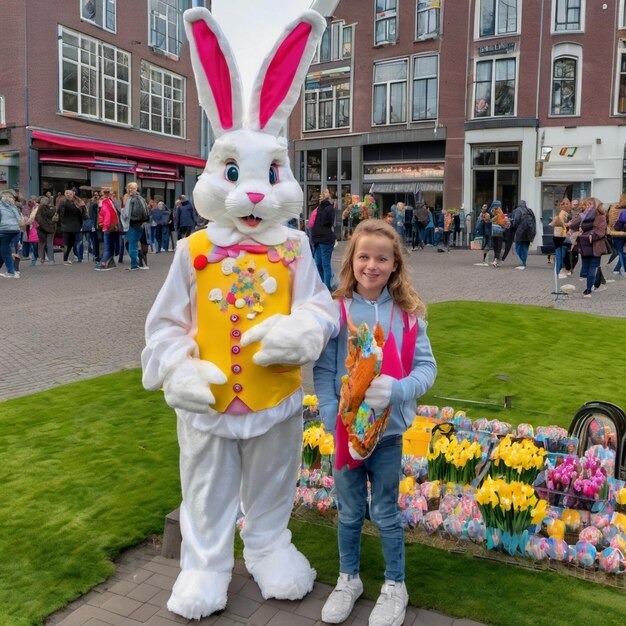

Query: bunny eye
left=224, top=162, right=239, bottom=183
left=269, top=164, right=279, bottom=185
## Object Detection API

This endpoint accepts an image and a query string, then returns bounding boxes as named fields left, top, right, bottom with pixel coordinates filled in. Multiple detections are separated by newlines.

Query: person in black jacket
left=311, top=188, right=336, bottom=289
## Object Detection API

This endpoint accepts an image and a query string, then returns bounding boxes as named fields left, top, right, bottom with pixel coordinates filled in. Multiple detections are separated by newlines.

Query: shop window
left=81, top=0, right=116, bottom=33
left=314, top=21, right=353, bottom=63
left=416, top=1, right=440, bottom=41
left=304, top=73, right=350, bottom=131
left=552, top=0, right=584, bottom=33
left=373, top=59, right=408, bottom=125
left=375, top=0, right=397, bottom=46
left=472, top=146, right=520, bottom=212
left=149, top=0, right=184, bottom=58
left=327, top=148, right=338, bottom=182
left=341, top=148, right=352, bottom=180
left=139, top=60, right=185, bottom=138
left=307, top=150, right=321, bottom=181
left=59, top=27, right=130, bottom=125
left=473, top=57, right=516, bottom=118
left=478, top=0, right=518, bottom=37
left=412, top=54, right=438, bottom=121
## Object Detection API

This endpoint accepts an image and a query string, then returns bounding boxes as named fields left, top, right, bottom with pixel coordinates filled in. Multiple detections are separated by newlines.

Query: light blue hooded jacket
left=313, top=288, right=437, bottom=439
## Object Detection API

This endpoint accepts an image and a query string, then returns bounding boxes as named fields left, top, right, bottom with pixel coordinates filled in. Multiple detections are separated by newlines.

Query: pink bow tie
left=206, top=243, right=269, bottom=263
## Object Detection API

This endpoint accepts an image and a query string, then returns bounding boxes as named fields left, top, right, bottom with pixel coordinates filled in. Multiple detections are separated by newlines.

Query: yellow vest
left=188, top=230, right=302, bottom=413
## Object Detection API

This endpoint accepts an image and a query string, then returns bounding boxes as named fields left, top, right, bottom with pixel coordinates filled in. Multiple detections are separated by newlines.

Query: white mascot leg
left=240, top=413, right=316, bottom=600
left=167, top=413, right=241, bottom=619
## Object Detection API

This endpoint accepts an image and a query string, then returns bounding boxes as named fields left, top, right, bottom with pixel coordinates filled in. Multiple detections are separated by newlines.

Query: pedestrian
left=477, top=208, right=492, bottom=265
left=403, top=204, right=413, bottom=245
left=412, top=202, right=429, bottom=250
left=568, top=197, right=607, bottom=297
left=0, top=190, right=23, bottom=278
left=500, top=206, right=514, bottom=262
left=310, top=188, right=336, bottom=289
left=607, top=194, right=626, bottom=275
left=35, top=196, right=57, bottom=264
left=175, top=194, right=196, bottom=239
left=314, top=218, right=436, bottom=626
left=423, top=206, right=435, bottom=245
left=87, top=192, right=101, bottom=262
left=511, top=200, right=536, bottom=269
left=552, top=197, right=571, bottom=278
left=25, top=202, right=40, bottom=266
left=122, top=182, right=149, bottom=271
left=94, top=188, right=119, bottom=271
left=58, top=189, right=86, bottom=265
left=489, top=202, right=506, bottom=267
left=157, top=201, right=171, bottom=252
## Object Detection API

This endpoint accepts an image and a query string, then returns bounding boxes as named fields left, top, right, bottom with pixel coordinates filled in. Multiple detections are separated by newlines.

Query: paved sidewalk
left=45, top=541, right=483, bottom=626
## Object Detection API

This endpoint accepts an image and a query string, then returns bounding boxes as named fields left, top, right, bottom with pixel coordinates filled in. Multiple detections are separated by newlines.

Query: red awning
left=39, top=151, right=138, bottom=172
left=32, top=130, right=206, bottom=168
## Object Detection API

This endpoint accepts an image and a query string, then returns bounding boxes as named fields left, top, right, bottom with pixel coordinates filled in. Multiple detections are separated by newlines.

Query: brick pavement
left=5, top=242, right=625, bottom=625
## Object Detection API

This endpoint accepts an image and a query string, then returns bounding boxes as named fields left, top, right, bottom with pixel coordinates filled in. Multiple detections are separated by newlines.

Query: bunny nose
left=247, top=192, right=265, bottom=205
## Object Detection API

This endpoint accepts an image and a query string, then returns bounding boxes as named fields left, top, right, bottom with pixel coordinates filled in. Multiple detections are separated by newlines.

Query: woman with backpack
left=511, top=200, right=536, bottom=270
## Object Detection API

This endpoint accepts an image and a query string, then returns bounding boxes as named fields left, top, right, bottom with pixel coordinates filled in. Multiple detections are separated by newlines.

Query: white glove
left=364, top=375, right=394, bottom=413
left=240, top=312, right=324, bottom=367
left=162, top=358, right=227, bottom=413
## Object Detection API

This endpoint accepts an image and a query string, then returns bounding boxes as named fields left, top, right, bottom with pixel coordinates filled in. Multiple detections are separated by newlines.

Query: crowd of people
left=0, top=186, right=203, bottom=278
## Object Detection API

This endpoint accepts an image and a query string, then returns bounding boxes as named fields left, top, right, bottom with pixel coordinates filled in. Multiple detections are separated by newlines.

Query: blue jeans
left=554, top=243, right=565, bottom=274
left=313, top=242, right=334, bottom=290
left=613, top=237, right=625, bottom=273
left=515, top=241, right=529, bottom=266
left=126, top=226, right=142, bottom=269
left=0, top=231, right=20, bottom=274
left=334, top=435, right=404, bottom=581
left=150, top=225, right=158, bottom=248
left=101, top=232, right=116, bottom=264
left=581, top=256, right=601, bottom=293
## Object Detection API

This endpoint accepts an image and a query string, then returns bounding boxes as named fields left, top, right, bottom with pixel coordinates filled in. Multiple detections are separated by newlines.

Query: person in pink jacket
left=95, top=188, right=119, bottom=271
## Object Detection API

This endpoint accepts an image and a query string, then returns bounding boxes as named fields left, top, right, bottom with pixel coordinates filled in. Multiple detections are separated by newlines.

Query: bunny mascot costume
left=141, top=6, right=336, bottom=620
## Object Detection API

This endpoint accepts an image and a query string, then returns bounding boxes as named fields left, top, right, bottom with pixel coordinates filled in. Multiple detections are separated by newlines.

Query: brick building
left=290, top=0, right=626, bottom=244
left=0, top=0, right=206, bottom=207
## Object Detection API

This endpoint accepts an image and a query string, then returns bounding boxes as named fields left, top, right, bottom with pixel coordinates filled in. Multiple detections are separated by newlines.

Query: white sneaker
left=593, top=285, right=608, bottom=292
left=515, top=265, right=526, bottom=270
left=558, top=270, right=568, bottom=279
left=605, top=279, right=615, bottom=283
left=369, top=580, right=408, bottom=626
left=321, top=573, right=363, bottom=624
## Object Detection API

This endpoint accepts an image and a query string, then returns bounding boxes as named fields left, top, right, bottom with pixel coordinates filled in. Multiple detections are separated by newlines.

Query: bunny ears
left=184, top=7, right=326, bottom=138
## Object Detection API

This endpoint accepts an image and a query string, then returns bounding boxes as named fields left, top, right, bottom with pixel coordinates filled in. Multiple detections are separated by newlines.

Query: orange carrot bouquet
left=338, top=318, right=391, bottom=460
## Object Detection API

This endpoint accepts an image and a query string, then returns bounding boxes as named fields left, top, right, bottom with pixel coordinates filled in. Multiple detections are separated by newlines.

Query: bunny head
left=184, top=8, right=325, bottom=241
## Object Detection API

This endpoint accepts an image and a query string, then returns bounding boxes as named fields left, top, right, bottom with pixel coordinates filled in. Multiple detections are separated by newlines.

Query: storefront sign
left=363, top=163, right=444, bottom=181
left=478, top=42, right=515, bottom=56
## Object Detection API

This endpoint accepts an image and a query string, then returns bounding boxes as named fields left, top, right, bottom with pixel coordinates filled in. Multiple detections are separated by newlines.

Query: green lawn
left=1, top=302, right=625, bottom=625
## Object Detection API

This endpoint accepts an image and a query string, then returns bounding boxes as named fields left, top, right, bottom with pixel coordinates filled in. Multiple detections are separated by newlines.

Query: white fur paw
left=166, top=570, right=230, bottom=619
left=248, top=544, right=316, bottom=600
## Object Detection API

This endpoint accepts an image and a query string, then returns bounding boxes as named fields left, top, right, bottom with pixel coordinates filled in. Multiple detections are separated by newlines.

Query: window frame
left=411, top=53, right=439, bottom=121
left=549, top=43, right=582, bottom=117
left=619, top=0, right=626, bottom=29
left=372, top=57, right=408, bottom=126
left=148, top=0, right=184, bottom=59
left=303, top=73, right=351, bottom=132
left=551, top=0, right=585, bottom=34
left=58, top=26, right=131, bottom=126
left=416, top=1, right=441, bottom=41
left=472, top=56, right=517, bottom=119
left=476, top=0, right=520, bottom=38
left=615, top=43, right=626, bottom=114
left=139, top=60, right=186, bottom=138
left=374, top=0, right=398, bottom=46
left=80, top=0, right=116, bottom=33
left=0, top=96, right=5, bottom=127
left=312, top=21, right=353, bottom=64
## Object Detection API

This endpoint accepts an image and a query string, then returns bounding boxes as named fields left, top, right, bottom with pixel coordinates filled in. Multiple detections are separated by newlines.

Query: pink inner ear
left=192, top=20, right=233, bottom=130
left=259, top=22, right=312, bottom=130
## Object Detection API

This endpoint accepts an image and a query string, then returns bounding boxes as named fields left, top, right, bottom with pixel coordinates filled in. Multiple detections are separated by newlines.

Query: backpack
left=308, top=207, right=318, bottom=229
left=130, top=195, right=149, bottom=223
left=416, top=205, right=429, bottom=227
left=520, top=207, right=536, bottom=241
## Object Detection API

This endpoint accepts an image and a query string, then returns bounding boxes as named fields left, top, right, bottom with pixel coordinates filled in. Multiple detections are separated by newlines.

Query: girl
left=314, top=219, right=437, bottom=626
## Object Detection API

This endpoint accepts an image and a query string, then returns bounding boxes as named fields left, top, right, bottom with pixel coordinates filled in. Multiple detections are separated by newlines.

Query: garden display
left=295, top=398, right=626, bottom=583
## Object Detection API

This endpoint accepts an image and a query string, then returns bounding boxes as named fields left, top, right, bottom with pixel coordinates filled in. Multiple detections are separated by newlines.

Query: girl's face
left=352, top=234, right=397, bottom=301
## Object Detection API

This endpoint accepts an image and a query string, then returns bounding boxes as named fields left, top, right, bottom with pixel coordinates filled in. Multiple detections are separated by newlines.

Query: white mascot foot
left=166, top=570, right=230, bottom=619
left=248, top=543, right=316, bottom=600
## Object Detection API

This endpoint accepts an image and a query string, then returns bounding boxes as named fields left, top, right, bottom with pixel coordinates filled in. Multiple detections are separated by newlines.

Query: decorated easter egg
left=516, top=423, right=534, bottom=438
left=440, top=406, right=454, bottom=420
left=439, top=494, right=460, bottom=519
left=402, top=506, right=423, bottom=529
left=602, top=525, right=619, bottom=546
left=579, top=526, right=602, bottom=546
left=423, top=510, right=443, bottom=534
left=575, top=541, right=597, bottom=568
left=598, top=547, right=625, bottom=574
left=610, top=533, right=626, bottom=553
left=466, top=519, right=486, bottom=544
left=526, top=536, right=550, bottom=561
left=443, top=514, right=464, bottom=538
left=590, top=513, right=610, bottom=529
left=547, top=519, right=566, bottom=541
left=547, top=537, right=569, bottom=562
